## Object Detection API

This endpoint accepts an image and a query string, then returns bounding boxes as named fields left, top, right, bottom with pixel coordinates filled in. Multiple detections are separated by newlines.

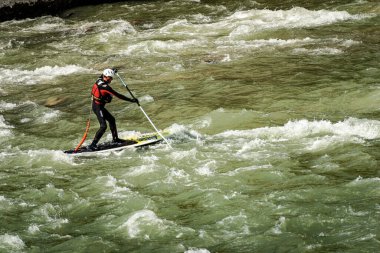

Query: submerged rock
left=44, top=96, right=66, bottom=107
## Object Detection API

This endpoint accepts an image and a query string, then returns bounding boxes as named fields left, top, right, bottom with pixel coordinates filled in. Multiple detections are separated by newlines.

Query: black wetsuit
left=90, top=77, right=135, bottom=146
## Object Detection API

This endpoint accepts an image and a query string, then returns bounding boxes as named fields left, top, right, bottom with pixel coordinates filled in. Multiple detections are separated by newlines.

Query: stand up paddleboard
left=64, top=132, right=166, bottom=154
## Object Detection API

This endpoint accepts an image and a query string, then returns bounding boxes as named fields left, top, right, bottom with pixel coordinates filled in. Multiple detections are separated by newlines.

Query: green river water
left=0, top=0, right=379, bottom=252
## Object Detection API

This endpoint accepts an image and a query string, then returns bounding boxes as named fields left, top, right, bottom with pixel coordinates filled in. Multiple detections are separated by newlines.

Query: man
left=88, top=68, right=138, bottom=150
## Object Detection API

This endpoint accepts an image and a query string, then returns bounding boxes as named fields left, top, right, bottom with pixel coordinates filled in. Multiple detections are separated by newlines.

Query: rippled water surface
left=1, top=0, right=379, bottom=252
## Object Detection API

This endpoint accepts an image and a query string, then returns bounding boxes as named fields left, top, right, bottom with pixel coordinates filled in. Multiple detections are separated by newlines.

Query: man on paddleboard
left=88, top=68, right=138, bottom=150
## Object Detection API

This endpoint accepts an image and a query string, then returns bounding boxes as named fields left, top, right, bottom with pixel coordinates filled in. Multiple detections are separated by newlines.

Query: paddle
left=115, top=71, right=172, bottom=148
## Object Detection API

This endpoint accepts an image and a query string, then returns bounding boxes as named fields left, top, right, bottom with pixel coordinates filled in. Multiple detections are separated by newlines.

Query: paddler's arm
left=105, top=86, right=138, bottom=103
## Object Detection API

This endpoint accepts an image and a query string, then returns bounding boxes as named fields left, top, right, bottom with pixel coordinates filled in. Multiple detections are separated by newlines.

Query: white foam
left=122, top=154, right=159, bottom=176
left=156, top=7, right=369, bottom=41
left=225, top=7, right=368, bottom=37
left=237, top=138, right=267, bottom=154
left=122, top=39, right=202, bottom=56
left=221, top=54, right=231, bottom=62
left=33, top=203, right=69, bottom=229
left=0, top=115, right=13, bottom=138
left=170, top=148, right=197, bottom=161
left=195, top=160, right=216, bottom=176
left=114, top=7, right=369, bottom=60
left=0, top=101, right=37, bottom=117
left=215, top=118, right=380, bottom=156
left=140, top=95, right=154, bottom=103
left=185, top=248, right=211, bottom=253
left=307, top=135, right=349, bottom=151
left=218, top=118, right=380, bottom=141
left=25, top=149, right=77, bottom=165
left=225, top=37, right=315, bottom=47
left=29, top=22, right=65, bottom=32
left=168, top=123, right=203, bottom=141
left=159, top=19, right=190, bottom=34
left=94, top=19, right=136, bottom=43
left=0, top=65, right=92, bottom=85
left=272, top=216, right=286, bottom=234
left=38, top=110, right=60, bottom=124
left=0, top=234, right=25, bottom=251
left=165, top=168, right=191, bottom=184
left=190, top=13, right=212, bottom=23
left=347, top=176, right=380, bottom=186
left=340, top=39, right=361, bottom=47
left=358, top=233, right=376, bottom=241
left=157, top=7, right=370, bottom=59
left=126, top=164, right=157, bottom=176
left=96, top=175, right=130, bottom=198
left=118, top=210, right=168, bottom=238
left=347, top=206, right=369, bottom=216
left=333, top=118, right=380, bottom=139
left=224, top=164, right=273, bottom=176
left=0, top=115, right=13, bottom=128
left=21, top=17, right=67, bottom=33
left=217, top=37, right=360, bottom=54
left=293, top=47, right=343, bottom=55
left=0, top=102, right=17, bottom=111
left=20, top=118, right=32, bottom=123
left=27, top=224, right=40, bottom=234
left=215, top=212, right=250, bottom=239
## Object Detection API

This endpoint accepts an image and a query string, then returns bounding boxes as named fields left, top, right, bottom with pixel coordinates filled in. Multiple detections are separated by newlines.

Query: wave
left=225, top=7, right=367, bottom=31
left=292, top=47, right=344, bottom=55
left=0, top=102, right=18, bottom=111
left=217, top=117, right=380, bottom=141
left=0, top=234, right=25, bottom=252
left=121, top=116, right=379, bottom=152
left=0, top=100, right=60, bottom=125
left=97, top=20, right=137, bottom=42
left=115, top=7, right=369, bottom=59
left=116, top=209, right=195, bottom=240
left=120, top=38, right=204, bottom=57
left=0, top=115, right=13, bottom=138
left=3, top=6, right=368, bottom=62
left=0, top=65, right=92, bottom=85
left=158, top=7, right=369, bottom=38
left=185, top=248, right=211, bottom=253
left=212, top=117, right=380, bottom=160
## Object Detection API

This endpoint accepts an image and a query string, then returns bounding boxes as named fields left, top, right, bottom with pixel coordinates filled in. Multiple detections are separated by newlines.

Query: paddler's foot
left=125, top=139, right=138, bottom=145
left=87, top=143, right=98, bottom=151
left=113, top=138, right=137, bottom=145
left=112, top=138, right=127, bottom=145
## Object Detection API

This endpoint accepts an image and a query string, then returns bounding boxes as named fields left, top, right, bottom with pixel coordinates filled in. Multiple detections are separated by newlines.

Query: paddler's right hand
left=131, top=98, right=139, bottom=105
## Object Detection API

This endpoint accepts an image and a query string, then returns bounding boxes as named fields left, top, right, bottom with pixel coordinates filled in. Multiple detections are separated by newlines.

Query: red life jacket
left=91, top=79, right=113, bottom=104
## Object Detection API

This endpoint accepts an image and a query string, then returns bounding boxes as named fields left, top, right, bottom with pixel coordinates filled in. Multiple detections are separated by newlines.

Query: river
left=0, top=0, right=379, bottom=252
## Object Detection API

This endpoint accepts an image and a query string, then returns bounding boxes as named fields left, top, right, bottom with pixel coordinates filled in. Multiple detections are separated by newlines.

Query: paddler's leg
left=101, top=107, right=121, bottom=143
left=102, top=108, right=133, bottom=144
left=89, top=103, right=107, bottom=150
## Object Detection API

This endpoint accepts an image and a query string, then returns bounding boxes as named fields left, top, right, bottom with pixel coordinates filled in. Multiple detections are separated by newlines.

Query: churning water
left=0, top=0, right=379, bottom=252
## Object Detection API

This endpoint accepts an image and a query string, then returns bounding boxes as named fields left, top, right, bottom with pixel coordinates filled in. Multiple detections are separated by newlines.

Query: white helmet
left=103, top=68, right=115, bottom=78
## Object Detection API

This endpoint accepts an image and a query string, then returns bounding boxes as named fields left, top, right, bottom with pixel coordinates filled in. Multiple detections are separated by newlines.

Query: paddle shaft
left=115, top=73, right=172, bottom=148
